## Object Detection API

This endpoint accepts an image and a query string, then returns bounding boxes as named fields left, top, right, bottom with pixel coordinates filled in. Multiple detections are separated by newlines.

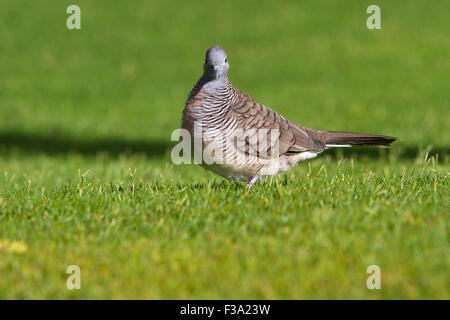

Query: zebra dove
left=181, top=46, right=396, bottom=188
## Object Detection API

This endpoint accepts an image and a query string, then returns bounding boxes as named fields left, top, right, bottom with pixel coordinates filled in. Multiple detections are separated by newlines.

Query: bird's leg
left=246, top=176, right=259, bottom=189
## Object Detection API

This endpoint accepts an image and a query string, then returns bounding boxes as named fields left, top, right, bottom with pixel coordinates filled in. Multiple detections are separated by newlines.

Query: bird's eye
left=225, top=58, right=228, bottom=63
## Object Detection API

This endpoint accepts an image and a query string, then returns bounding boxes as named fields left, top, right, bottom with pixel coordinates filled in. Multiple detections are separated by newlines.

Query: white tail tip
left=326, top=144, right=352, bottom=148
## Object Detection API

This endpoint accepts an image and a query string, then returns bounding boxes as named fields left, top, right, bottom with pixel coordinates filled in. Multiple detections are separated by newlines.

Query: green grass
left=0, top=0, right=449, bottom=299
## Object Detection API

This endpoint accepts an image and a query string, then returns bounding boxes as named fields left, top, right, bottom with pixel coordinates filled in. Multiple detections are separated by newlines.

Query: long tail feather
left=318, top=131, right=397, bottom=147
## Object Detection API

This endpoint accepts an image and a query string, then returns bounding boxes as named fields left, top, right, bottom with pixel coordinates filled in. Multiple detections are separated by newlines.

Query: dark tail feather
left=319, top=131, right=397, bottom=147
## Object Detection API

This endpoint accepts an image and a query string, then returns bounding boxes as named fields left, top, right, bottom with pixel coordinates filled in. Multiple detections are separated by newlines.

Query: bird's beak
left=213, top=65, right=220, bottom=79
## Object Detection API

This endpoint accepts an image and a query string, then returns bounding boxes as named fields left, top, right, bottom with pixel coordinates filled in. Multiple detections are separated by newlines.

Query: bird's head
left=203, top=46, right=229, bottom=81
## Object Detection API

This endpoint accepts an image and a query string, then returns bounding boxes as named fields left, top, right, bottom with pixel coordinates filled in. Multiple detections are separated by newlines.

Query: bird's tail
left=317, top=130, right=397, bottom=148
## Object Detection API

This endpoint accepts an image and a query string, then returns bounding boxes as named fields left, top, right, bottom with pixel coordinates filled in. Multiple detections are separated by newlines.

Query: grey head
left=203, top=46, right=229, bottom=81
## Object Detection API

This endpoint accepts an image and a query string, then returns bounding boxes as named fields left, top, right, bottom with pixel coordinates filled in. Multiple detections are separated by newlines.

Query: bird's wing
left=230, top=93, right=325, bottom=159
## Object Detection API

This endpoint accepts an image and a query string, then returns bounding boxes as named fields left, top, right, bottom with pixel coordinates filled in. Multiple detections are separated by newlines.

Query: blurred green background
left=0, top=0, right=448, bottom=299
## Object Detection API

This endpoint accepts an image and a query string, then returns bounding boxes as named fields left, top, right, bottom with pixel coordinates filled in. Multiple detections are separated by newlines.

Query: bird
left=181, top=46, right=396, bottom=189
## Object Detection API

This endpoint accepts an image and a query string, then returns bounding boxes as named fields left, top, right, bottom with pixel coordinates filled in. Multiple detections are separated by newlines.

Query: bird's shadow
left=0, top=130, right=448, bottom=161
left=0, top=130, right=174, bottom=158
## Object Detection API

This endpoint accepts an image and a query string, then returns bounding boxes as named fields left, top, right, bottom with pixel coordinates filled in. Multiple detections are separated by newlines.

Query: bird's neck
left=198, top=76, right=233, bottom=91
left=186, top=75, right=235, bottom=112
left=199, top=74, right=230, bottom=88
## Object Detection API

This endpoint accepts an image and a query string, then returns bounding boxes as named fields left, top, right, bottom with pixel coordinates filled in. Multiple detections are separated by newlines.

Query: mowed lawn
left=0, top=0, right=448, bottom=299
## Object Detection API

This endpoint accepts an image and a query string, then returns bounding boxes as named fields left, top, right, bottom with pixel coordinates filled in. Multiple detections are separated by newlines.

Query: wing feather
left=231, top=93, right=325, bottom=158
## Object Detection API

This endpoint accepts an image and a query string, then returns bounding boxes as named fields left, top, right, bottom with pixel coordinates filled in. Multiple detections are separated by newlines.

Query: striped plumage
left=181, top=46, right=396, bottom=188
